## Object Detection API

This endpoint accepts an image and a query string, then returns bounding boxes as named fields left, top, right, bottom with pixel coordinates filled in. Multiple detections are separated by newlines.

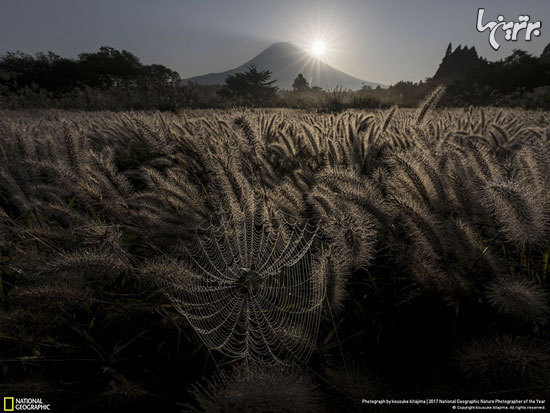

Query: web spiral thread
left=159, top=207, right=324, bottom=364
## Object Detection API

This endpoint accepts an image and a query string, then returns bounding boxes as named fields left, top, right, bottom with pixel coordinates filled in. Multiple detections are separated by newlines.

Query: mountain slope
left=182, top=42, right=381, bottom=90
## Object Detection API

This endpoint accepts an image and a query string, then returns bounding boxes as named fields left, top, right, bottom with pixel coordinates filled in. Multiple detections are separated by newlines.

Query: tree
left=78, top=46, right=143, bottom=88
left=219, top=65, right=278, bottom=106
left=141, top=64, right=181, bottom=85
left=541, top=42, right=550, bottom=64
left=445, top=42, right=453, bottom=57
left=292, top=73, right=309, bottom=92
left=0, top=46, right=181, bottom=93
left=0, top=51, right=79, bottom=93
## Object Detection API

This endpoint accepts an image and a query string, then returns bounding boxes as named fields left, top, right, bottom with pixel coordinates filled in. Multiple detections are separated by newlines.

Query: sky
left=1, top=0, right=549, bottom=85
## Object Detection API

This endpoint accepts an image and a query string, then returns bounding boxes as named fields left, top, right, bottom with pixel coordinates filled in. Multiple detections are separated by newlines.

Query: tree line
left=0, top=46, right=180, bottom=94
left=1, top=44, right=549, bottom=110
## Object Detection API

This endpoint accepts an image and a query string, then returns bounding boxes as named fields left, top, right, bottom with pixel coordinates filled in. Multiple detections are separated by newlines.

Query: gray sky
left=1, top=0, right=548, bottom=85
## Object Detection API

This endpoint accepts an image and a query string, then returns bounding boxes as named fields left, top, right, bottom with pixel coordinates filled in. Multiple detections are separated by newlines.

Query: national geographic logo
left=3, top=397, right=50, bottom=411
left=3, top=398, right=14, bottom=412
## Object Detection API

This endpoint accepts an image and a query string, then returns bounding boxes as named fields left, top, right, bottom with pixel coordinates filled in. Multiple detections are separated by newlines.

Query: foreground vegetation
left=0, top=97, right=549, bottom=411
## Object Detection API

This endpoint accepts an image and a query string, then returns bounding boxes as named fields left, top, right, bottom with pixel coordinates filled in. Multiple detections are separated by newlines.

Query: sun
left=311, top=41, right=326, bottom=58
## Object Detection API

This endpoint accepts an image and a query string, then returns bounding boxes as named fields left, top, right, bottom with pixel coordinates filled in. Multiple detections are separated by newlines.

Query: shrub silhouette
left=292, top=73, right=310, bottom=92
left=219, top=65, right=278, bottom=106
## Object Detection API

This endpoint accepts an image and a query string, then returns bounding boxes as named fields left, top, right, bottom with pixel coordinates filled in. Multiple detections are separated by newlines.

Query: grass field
left=1, top=97, right=549, bottom=411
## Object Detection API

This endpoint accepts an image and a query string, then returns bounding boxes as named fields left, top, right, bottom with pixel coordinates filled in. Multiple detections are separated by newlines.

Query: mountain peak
left=262, top=41, right=299, bottom=49
left=182, top=42, right=382, bottom=90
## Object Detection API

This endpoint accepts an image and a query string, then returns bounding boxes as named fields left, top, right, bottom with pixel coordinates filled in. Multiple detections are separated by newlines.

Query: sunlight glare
left=311, top=41, right=326, bottom=58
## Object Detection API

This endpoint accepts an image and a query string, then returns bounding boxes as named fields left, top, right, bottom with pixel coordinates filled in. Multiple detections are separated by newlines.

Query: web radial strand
left=161, top=212, right=323, bottom=364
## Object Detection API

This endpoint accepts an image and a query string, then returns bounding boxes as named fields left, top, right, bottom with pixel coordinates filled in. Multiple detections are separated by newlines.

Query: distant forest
left=1, top=43, right=549, bottom=110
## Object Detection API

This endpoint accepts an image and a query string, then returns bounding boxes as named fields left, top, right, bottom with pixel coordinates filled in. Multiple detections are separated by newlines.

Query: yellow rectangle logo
left=4, top=397, right=14, bottom=412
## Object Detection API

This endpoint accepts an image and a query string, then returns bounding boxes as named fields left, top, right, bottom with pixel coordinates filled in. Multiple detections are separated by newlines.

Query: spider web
left=159, top=205, right=324, bottom=364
